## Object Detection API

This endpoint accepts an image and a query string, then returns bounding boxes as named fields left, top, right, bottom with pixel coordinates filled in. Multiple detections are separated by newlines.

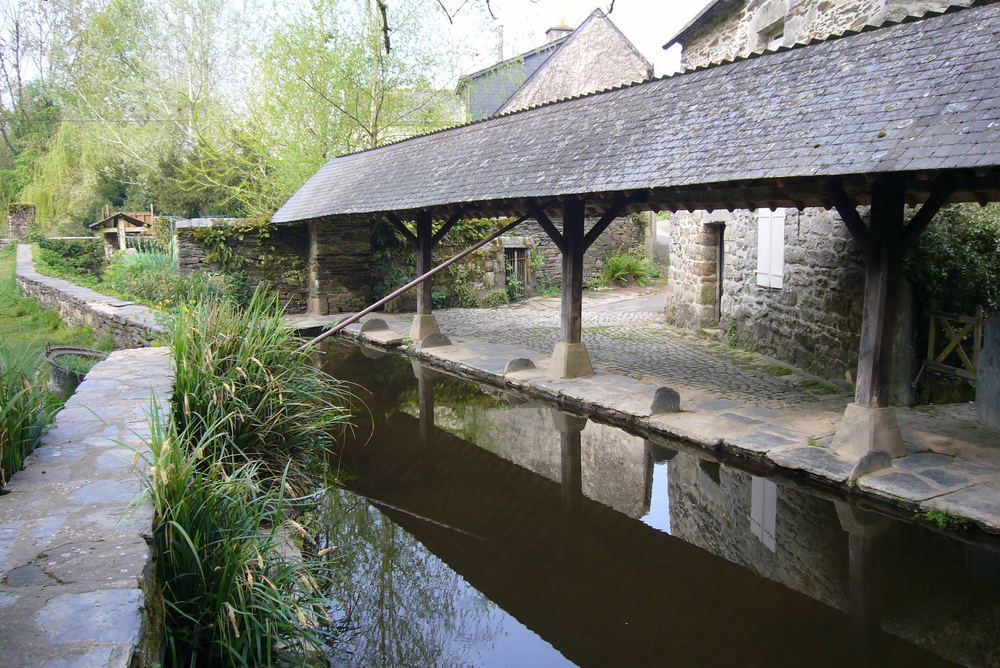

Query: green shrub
left=905, top=203, right=1000, bottom=314
left=103, top=250, right=239, bottom=307
left=599, top=249, right=658, bottom=287
left=170, top=289, right=352, bottom=480
left=483, top=289, right=509, bottom=307
left=0, top=344, right=55, bottom=486
left=151, top=289, right=354, bottom=664
left=35, top=238, right=105, bottom=281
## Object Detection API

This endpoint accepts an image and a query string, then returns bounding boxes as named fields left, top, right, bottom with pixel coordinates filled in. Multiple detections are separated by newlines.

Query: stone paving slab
left=0, top=347, right=172, bottom=666
left=298, top=304, right=1000, bottom=533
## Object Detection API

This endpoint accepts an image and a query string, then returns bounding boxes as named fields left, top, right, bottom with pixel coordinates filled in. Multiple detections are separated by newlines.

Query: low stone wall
left=0, top=347, right=173, bottom=665
left=176, top=221, right=311, bottom=314
left=14, top=245, right=162, bottom=349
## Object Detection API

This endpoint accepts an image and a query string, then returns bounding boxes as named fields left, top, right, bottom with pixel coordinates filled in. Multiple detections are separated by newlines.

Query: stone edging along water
left=0, top=347, right=173, bottom=665
left=14, top=244, right=163, bottom=349
left=6, top=244, right=172, bottom=664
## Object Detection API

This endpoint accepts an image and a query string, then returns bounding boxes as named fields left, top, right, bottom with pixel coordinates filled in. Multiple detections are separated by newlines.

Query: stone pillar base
left=409, top=314, right=441, bottom=341
left=308, top=296, right=329, bottom=316
left=831, top=403, right=905, bottom=461
left=550, top=342, right=594, bottom=378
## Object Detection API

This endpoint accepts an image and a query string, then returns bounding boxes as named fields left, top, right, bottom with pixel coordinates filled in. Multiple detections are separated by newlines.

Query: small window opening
left=762, top=22, right=785, bottom=51
left=505, top=247, right=527, bottom=296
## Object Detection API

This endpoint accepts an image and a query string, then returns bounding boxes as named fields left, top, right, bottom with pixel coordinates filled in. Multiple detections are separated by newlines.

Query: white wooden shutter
left=750, top=476, right=778, bottom=552
left=756, top=208, right=785, bottom=289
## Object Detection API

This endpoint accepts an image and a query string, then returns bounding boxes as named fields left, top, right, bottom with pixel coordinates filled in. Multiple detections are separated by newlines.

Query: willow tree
left=186, top=0, right=474, bottom=219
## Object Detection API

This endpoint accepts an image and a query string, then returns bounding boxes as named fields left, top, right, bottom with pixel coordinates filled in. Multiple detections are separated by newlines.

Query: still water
left=318, top=342, right=1000, bottom=667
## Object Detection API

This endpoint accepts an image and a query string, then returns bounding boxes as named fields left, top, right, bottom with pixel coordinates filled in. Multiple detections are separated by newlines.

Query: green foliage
left=905, top=203, right=1000, bottom=314
left=145, top=414, right=334, bottom=666
left=431, top=290, right=447, bottom=309
left=54, top=353, right=102, bottom=375
left=599, top=248, right=658, bottom=287
left=483, top=289, right=509, bottom=307
left=725, top=322, right=756, bottom=352
left=0, top=245, right=99, bottom=358
left=505, top=272, right=524, bottom=300
left=913, top=507, right=969, bottom=531
left=532, top=278, right=560, bottom=298
left=169, top=289, right=353, bottom=479
left=0, top=344, right=56, bottom=487
left=36, top=238, right=105, bottom=278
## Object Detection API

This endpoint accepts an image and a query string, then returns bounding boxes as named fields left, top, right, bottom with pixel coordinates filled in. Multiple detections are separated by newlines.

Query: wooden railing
left=923, top=306, right=986, bottom=381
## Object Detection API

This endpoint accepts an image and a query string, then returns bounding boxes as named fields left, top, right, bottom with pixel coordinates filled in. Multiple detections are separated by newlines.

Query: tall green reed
left=149, top=288, right=352, bottom=665
left=170, top=289, right=352, bottom=483
left=0, top=344, right=55, bottom=486
left=145, top=411, right=333, bottom=666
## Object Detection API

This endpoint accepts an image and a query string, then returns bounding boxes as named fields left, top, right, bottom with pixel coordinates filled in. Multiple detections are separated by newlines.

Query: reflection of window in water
left=750, top=476, right=777, bottom=552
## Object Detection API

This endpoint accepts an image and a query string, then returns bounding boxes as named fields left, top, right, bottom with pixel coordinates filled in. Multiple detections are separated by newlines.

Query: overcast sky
left=455, top=0, right=712, bottom=77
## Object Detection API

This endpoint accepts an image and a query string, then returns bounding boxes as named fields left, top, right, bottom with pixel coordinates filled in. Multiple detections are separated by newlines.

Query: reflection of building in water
left=667, top=450, right=849, bottom=611
left=452, top=404, right=651, bottom=518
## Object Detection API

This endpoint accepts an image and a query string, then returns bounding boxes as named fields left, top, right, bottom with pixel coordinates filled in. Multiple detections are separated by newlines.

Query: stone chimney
left=545, top=14, right=573, bottom=43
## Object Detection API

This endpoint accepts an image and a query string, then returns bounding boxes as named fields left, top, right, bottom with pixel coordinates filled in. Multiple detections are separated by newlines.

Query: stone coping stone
left=0, top=347, right=173, bottom=666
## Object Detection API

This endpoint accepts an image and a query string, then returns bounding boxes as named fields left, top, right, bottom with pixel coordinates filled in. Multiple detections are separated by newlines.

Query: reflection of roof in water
left=340, top=410, right=949, bottom=667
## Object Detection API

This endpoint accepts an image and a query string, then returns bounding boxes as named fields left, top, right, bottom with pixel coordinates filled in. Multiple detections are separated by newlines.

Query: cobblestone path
left=432, top=297, right=849, bottom=409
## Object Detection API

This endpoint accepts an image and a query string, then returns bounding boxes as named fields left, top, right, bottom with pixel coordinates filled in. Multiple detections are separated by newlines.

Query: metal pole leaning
left=296, top=215, right=529, bottom=352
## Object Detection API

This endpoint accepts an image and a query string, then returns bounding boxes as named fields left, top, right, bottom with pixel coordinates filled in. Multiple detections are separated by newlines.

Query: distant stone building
left=453, top=10, right=655, bottom=294
left=660, top=0, right=969, bottom=385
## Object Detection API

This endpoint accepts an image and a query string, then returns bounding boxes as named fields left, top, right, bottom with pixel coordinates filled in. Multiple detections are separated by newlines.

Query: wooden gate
left=924, top=306, right=987, bottom=380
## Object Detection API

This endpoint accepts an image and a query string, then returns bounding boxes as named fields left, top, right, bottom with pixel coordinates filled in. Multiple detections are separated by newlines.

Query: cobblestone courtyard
left=427, top=287, right=850, bottom=409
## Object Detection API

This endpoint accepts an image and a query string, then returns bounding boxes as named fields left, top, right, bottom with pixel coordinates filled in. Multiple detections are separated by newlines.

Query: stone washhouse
left=272, top=4, right=1000, bottom=468
left=660, top=0, right=978, bottom=393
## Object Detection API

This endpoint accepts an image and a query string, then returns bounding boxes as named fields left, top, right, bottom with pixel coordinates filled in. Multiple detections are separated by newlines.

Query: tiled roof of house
left=273, top=3, right=1000, bottom=224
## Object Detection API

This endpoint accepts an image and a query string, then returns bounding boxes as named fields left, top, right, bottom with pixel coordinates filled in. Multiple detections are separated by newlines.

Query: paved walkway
left=289, top=286, right=1000, bottom=534
left=0, top=348, right=171, bottom=666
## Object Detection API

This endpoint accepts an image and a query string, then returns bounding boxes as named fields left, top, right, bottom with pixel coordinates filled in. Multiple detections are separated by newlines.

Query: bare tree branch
left=377, top=0, right=391, bottom=53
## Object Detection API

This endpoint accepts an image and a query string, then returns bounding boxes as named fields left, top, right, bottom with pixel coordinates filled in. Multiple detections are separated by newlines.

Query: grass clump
left=598, top=249, right=658, bottom=287
left=151, top=289, right=354, bottom=664
left=914, top=506, right=969, bottom=531
left=146, top=415, right=332, bottom=665
left=0, top=344, right=55, bottom=486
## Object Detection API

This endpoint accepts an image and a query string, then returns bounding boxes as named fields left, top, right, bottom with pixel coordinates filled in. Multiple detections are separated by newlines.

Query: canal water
left=318, top=342, right=1000, bottom=667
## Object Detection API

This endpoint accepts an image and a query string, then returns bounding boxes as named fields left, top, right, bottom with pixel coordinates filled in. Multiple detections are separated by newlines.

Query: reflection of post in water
left=410, top=360, right=436, bottom=443
left=835, top=501, right=890, bottom=661
left=550, top=409, right=587, bottom=512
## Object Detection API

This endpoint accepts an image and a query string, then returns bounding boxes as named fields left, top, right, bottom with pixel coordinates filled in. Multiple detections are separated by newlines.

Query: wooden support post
left=856, top=174, right=905, bottom=409
left=561, top=197, right=585, bottom=344
left=827, top=173, right=955, bottom=462
left=410, top=211, right=440, bottom=340
left=415, top=212, right=433, bottom=317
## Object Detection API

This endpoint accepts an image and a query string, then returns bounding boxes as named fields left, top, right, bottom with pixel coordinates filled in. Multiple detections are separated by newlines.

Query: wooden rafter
left=385, top=212, right=418, bottom=248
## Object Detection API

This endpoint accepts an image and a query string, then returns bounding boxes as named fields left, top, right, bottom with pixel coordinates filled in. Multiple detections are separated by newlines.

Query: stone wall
left=667, top=451, right=849, bottom=610
left=678, top=0, right=967, bottom=70
left=176, top=222, right=311, bottom=314
left=507, top=216, right=647, bottom=285
left=308, top=218, right=373, bottom=314
left=0, top=348, right=171, bottom=665
left=665, top=0, right=963, bottom=382
left=7, top=203, right=35, bottom=241
left=722, top=207, right=866, bottom=381
left=663, top=211, right=722, bottom=329
left=15, top=245, right=162, bottom=349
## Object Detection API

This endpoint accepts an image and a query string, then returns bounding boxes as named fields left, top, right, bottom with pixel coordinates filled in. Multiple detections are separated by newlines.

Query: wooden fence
left=924, top=306, right=986, bottom=381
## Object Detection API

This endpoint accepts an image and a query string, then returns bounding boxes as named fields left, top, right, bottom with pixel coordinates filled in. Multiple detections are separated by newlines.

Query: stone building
left=661, top=0, right=970, bottom=384
left=452, top=10, right=654, bottom=296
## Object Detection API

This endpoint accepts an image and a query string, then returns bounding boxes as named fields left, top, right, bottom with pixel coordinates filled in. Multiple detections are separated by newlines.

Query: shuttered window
left=755, top=207, right=785, bottom=289
left=750, top=476, right=777, bottom=552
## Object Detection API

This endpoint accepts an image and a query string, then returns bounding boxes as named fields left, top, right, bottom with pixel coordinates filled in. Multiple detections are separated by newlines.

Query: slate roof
left=273, top=3, right=1000, bottom=225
